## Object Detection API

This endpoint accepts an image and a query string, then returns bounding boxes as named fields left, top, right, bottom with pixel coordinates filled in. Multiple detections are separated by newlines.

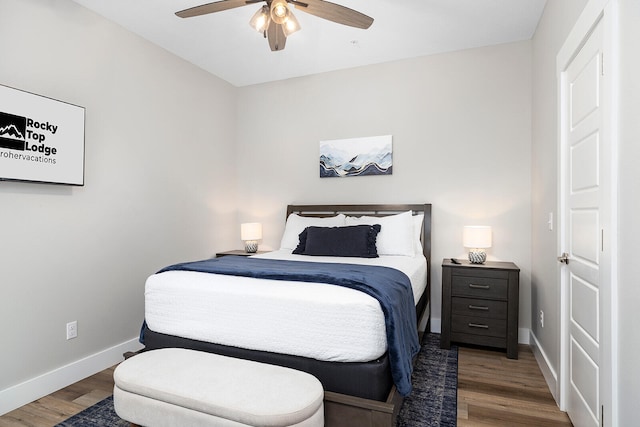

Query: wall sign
left=0, top=85, right=85, bottom=185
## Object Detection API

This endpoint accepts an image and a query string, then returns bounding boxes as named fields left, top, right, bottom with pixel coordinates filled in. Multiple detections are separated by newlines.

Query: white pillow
left=345, top=211, right=415, bottom=256
left=280, top=213, right=346, bottom=250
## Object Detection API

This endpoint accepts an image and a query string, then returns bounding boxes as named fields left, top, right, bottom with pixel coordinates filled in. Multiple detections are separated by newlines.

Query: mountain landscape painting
left=320, top=135, right=392, bottom=178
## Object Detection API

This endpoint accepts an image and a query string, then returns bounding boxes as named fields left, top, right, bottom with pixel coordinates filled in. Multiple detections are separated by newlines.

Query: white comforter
left=144, top=250, right=427, bottom=363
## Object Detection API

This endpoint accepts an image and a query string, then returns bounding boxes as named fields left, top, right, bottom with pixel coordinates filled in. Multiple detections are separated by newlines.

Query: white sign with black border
left=0, top=84, right=85, bottom=186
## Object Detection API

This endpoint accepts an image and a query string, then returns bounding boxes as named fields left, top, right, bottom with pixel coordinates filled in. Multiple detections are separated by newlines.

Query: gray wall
left=530, top=0, right=589, bottom=394
left=236, top=42, right=533, bottom=335
left=0, top=0, right=238, bottom=405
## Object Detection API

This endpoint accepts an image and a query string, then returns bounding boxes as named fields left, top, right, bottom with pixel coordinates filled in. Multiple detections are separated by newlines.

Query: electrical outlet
left=66, top=321, right=78, bottom=340
left=539, top=310, right=544, bottom=328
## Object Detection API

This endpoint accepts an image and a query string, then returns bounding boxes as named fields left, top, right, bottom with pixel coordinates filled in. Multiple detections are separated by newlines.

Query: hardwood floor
left=458, top=345, right=572, bottom=426
left=0, top=344, right=571, bottom=426
left=0, top=367, right=115, bottom=427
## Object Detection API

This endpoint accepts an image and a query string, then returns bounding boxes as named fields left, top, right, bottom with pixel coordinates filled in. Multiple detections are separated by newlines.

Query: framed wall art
left=0, top=84, right=85, bottom=186
left=319, top=135, right=392, bottom=178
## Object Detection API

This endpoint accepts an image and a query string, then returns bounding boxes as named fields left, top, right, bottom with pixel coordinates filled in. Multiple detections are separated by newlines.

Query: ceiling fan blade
left=176, top=0, right=252, bottom=18
left=267, top=23, right=287, bottom=51
left=292, top=0, right=373, bottom=29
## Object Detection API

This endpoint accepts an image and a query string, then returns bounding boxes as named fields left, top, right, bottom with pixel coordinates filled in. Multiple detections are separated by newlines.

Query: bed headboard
left=286, top=203, right=431, bottom=260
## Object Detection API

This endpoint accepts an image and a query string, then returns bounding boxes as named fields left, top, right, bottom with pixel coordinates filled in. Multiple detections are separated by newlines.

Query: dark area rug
left=398, top=334, right=458, bottom=426
left=55, top=395, right=127, bottom=427
left=56, top=334, right=457, bottom=427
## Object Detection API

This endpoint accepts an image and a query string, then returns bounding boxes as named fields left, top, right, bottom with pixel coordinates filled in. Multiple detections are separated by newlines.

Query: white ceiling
left=70, top=0, right=546, bottom=87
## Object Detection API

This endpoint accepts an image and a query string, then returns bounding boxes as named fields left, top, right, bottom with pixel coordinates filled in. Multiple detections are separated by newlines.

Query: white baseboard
left=0, top=338, right=143, bottom=416
left=430, top=316, right=441, bottom=334
left=518, top=327, right=531, bottom=344
left=530, top=330, right=560, bottom=405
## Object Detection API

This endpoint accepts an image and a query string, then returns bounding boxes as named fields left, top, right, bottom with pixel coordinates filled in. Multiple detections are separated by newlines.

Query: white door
left=559, top=17, right=610, bottom=427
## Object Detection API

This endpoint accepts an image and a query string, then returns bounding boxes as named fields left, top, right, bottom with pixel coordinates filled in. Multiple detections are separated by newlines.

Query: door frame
left=556, top=0, right=618, bottom=425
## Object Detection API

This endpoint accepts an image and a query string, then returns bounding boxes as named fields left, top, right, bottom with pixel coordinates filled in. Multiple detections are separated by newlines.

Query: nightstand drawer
left=452, top=276, right=508, bottom=299
left=452, top=297, right=507, bottom=319
left=452, top=315, right=507, bottom=338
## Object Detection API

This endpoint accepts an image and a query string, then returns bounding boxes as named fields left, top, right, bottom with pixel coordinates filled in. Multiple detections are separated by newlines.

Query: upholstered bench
left=113, top=348, right=324, bottom=427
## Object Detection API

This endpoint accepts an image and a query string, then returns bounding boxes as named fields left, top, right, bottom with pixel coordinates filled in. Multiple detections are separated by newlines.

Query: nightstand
left=215, top=250, right=269, bottom=258
left=440, top=258, right=520, bottom=359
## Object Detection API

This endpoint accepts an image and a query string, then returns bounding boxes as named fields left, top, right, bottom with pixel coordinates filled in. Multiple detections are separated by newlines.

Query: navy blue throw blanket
left=157, top=256, right=420, bottom=396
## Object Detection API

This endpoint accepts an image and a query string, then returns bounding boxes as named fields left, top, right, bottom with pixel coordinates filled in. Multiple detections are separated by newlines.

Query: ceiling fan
left=175, top=0, right=374, bottom=52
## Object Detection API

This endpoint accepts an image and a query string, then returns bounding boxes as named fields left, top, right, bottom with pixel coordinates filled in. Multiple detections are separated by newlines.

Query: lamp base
left=468, top=249, right=486, bottom=264
left=244, top=241, right=258, bottom=253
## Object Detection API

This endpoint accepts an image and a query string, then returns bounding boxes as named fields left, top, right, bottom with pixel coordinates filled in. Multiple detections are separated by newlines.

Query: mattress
left=144, top=250, right=427, bottom=363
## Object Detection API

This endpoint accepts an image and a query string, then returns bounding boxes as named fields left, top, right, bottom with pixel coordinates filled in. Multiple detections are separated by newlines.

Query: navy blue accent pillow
left=293, top=224, right=381, bottom=258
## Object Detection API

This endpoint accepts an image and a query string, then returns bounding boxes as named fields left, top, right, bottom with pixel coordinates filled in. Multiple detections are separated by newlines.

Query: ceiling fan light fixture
left=176, top=0, right=374, bottom=53
left=270, top=0, right=289, bottom=25
left=249, top=5, right=271, bottom=33
left=282, top=11, right=301, bottom=36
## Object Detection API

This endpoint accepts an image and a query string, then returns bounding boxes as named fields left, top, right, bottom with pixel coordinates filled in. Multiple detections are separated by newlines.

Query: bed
left=140, top=204, right=432, bottom=427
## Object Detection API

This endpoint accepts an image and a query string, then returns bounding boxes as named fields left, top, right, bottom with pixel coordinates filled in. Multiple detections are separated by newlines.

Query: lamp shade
left=270, top=0, right=289, bottom=25
left=463, top=226, right=492, bottom=249
left=241, top=223, right=262, bottom=241
left=249, top=5, right=270, bottom=33
left=282, top=11, right=301, bottom=36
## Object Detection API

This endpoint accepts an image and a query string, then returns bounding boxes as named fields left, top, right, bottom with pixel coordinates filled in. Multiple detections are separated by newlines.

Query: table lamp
left=241, top=222, right=262, bottom=253
left=463, top=225, right=492, bottom=264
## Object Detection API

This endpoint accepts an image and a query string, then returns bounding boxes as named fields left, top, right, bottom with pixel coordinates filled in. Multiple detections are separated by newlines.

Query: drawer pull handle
left=468, top=305, right=489, bottom=311
left=469, top=284, right=490, bottom=290
left=468, top=323, right=489, bottom=329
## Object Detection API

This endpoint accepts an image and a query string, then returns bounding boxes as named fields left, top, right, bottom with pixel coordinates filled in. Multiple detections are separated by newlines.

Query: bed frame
left=142, top=203, right=432, bottom=427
